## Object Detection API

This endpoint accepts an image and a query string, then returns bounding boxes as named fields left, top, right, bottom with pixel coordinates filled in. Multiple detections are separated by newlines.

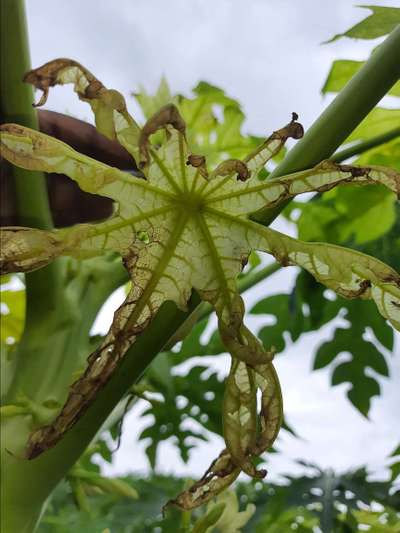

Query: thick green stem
left=331, top=126, right=400, bottom=163
left=0, top=0, right=63, bottom=317
left=251, top=24, right=400, bottom=225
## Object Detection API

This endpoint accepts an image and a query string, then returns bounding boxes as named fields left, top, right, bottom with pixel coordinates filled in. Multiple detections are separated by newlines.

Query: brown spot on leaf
left=337, top=163, right=369, bottom=178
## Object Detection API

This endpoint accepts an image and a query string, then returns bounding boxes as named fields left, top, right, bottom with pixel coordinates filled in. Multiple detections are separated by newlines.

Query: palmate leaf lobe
left=1, top=59, right=399, bottom=509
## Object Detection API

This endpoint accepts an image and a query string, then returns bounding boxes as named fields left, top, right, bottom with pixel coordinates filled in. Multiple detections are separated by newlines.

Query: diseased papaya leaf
left=326, top=5, right=400, bottom=43
left=287, top=118, right=400, bottom=249
left=1, top=58, right=399, bottom=509
left=139, top=315, right=297, bottom=467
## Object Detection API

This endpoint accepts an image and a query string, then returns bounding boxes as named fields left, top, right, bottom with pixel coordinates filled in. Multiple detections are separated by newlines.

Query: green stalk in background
left=1, top=2, right=399, bottom=531
left=331, top=126, right=400, bottom=163
left=252, top=24, right=400, bottom=225
left=0, top=0, right=64, bottom=318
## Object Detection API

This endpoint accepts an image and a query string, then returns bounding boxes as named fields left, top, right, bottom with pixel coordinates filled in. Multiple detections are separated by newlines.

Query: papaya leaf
left=135, top=78, right=264, bottom=167
left=322, top=59, right=400, bottom=97
left=326, top=5, right=400, bottom=43
left=251, top=271, right=394, bottom=415
left=1, top=58, right=399, bottom=509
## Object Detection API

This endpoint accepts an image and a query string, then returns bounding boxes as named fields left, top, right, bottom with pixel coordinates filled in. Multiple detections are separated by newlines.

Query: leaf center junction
left=176, top=191, right=206, bottom=214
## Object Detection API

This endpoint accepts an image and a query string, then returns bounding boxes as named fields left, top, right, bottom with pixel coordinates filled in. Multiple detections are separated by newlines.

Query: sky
left=25, top=0, right=400, bottom=483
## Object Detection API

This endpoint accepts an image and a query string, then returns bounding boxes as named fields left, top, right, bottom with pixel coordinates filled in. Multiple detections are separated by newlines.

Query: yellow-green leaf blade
left=253, top=224, right=400, bottom=331
left=206, top=160, right=399, bottom=216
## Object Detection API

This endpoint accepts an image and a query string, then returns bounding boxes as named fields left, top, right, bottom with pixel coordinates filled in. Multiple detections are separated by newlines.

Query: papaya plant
left=1, top=1, right=400, bottom=531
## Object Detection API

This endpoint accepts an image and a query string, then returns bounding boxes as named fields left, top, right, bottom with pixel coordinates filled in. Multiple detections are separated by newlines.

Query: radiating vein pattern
left=1, top=57, right=399, bottom=511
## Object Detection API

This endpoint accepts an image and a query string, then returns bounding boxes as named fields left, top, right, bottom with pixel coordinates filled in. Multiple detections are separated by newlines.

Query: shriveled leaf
left=166, top=449, right=240, bottom=511
left=1, top=58, right=399, bottom=510
left=24, top=58, right=141, bottom=160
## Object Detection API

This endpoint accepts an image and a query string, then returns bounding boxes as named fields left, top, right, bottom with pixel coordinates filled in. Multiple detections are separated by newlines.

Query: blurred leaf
left=0, top=288, right=25, bottom=343
left=140, top=362, right=225, bottom=468
left=206, top=490, right=255, bottom=533
left=322, top=59, right=400, bottom=96
left=39, top=475, right=186, bottom=533
left=1, top=342, right=17, bottom=401
left=326, top=5, right=400, bottom=42
left=346, top=107, right=400, bottom=143
left=255, top=506, right=317, bottom=532
left=356, top=137, right=400, bottom=170
left=134, top=76, right=175, bottom=119
left=192, top=502, right=226, bottom=532
left=389, top=444, right=400, bottom=482
left=251, top=294, right=306, bottom=353
left=241, top=464, right=400, bottom=532
left=39, top=460, right=400, bottom=533
left=340, top=507, right=400, bottom=532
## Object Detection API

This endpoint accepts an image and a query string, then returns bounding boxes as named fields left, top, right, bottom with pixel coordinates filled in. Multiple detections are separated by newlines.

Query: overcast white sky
left=25, top=0, right=400, bottom=483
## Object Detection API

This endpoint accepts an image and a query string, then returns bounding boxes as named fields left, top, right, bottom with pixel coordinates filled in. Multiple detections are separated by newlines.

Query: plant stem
left=331, top=126, right=400, bottom=163
left=0, top=0, right=63, bottom=317
left=251, top=24, right=400, bottom=226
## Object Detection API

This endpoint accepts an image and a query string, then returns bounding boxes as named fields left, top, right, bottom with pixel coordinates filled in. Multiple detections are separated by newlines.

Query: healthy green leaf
left=326, top=5, right=400, bottom=43
left=346, top=108, right=400, bottom=144
left=322, top=59, right=400, bottom=97
left=1, top=58, right=399, bottom=509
